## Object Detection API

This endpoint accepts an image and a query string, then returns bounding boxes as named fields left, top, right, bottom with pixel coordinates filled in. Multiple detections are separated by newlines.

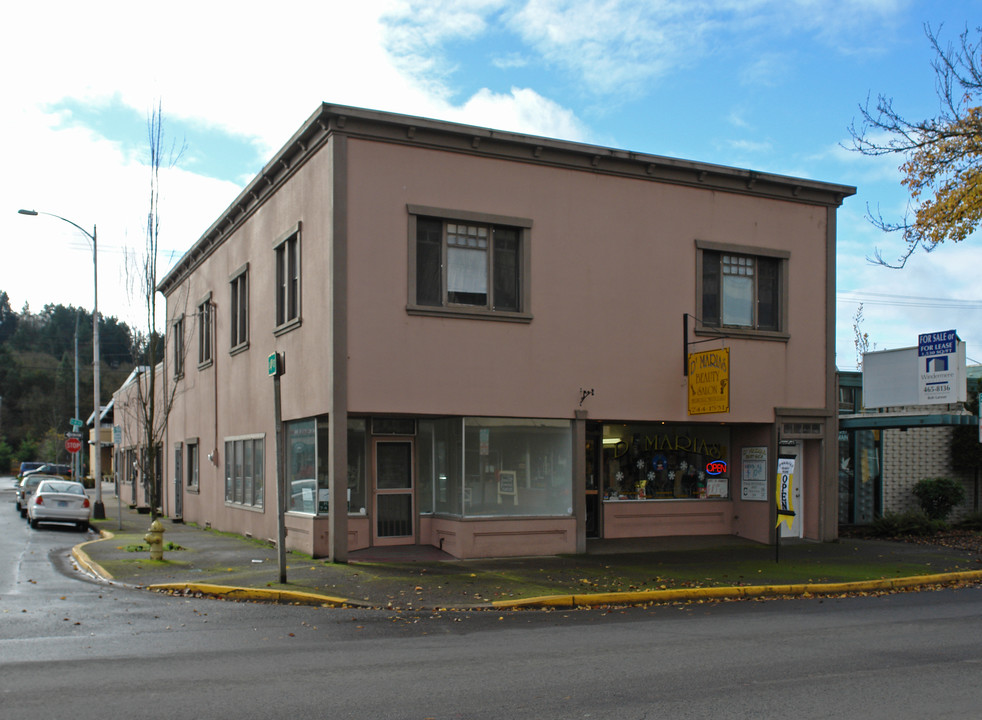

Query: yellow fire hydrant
left=144, top=519, right=165, bottom=560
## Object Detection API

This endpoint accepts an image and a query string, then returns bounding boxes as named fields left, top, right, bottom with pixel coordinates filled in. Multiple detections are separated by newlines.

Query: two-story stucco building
left=150, top=103, right=854, bottom=560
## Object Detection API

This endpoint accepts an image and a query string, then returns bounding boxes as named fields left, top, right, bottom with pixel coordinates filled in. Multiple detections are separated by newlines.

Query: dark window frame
left=274, top=223, right=302, bottom=334
left=224, top=434, right=265, bottom=510
left=186, top=438, right=199, bottom=492
left=407, top=205, right=532, bottom=323
left=229, top=263, right=249, bottom=354
left=172, top=315, right=185, bottom=379
left=695, top=239, right=789, bottom=341
left=197, top=292, right=213, bottom=369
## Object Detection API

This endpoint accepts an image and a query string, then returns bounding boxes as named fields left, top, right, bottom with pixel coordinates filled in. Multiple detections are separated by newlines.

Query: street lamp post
left=18, top=209, right=105, bottom=519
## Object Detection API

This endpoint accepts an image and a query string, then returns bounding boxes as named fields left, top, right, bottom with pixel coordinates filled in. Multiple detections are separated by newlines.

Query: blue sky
left=3, top=0, right=981, bottom=369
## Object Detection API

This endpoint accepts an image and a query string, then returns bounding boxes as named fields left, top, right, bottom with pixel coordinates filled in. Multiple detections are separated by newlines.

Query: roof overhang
left=158, top=102, right=857, bottom=296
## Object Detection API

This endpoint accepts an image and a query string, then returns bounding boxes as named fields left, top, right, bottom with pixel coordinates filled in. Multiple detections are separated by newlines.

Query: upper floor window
left=408, top=205, right=531, bottom=321
left=172, top=316, right=185, bottom=378
left=198, top=294, right=213, bottom=368
left=275, top=225, right=301, bottom=331
left=697, top=240, right=788, bottom=337
left=230, top=265, right=249, bottom=352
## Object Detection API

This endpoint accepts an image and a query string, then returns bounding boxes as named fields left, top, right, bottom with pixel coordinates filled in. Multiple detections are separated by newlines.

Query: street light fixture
left=18, top=208, right=106, bottom=519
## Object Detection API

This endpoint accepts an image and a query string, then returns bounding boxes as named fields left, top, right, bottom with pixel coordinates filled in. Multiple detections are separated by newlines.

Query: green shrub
left=912, top=477, right=966, bottom=521
left=869, top=510, right=946, bottom=537
left=0, top=438, right=13, bottom=475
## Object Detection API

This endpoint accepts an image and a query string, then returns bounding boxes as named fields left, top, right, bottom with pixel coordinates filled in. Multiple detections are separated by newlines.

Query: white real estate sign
left=917, top=330, right=959, bottom=404
left=863, top=334, right=966, bottom=409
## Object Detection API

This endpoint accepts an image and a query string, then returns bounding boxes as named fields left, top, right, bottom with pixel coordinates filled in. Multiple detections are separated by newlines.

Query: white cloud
left=507, top=0, right=697, bottom=96
left=739, top=53, right=791, bottom=88
left=1, top=0, right=593, bottom=329
left=492, top=52, right=530, bottom=69
left=723, top=138, right=774, bottom=154
left=727, top=111, right=751, bottom=129
left=1, top=0, right=963, bottom=363
left=448, top=87, right=589, bottom=139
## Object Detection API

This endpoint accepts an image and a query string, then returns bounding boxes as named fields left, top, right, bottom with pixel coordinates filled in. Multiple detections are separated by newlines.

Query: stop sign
left=65, top=437, right=83, bottom=454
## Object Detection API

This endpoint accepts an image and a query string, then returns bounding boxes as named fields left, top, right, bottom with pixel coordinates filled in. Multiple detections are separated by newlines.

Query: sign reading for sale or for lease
left=918, top=330, right=959, bottom=404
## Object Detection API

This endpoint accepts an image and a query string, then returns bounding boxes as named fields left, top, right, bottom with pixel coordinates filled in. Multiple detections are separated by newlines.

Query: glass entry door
left=373, top=439, right=415, bottom=545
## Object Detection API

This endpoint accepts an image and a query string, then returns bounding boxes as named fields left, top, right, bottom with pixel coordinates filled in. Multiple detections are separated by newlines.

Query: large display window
left=603, top=424, right=730, bottom=501
left=285, top=417, right=369, bottom=515
left=418, top=417, right=573, bottom=518
left=285, top=419, right=317, bottom=513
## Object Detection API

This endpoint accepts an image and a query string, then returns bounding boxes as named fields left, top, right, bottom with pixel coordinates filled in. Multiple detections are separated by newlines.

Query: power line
left=837, top=291, right=982, bottom=310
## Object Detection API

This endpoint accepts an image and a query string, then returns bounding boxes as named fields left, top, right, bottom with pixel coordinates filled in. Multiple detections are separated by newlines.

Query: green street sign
left=268, top=353, right=278, bottom=377
left=69, top=418, right=83, bottom=427
left=268, top=352, right=284, bottom=377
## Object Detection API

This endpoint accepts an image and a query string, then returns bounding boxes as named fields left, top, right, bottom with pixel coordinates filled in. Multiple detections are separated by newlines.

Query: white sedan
left=26, top=479, right=92, bottom=531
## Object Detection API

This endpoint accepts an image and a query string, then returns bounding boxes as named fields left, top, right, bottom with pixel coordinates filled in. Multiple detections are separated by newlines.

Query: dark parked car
left=23, top=463, right=72, bottom=481
left=17, top=462, right=45, bottom=482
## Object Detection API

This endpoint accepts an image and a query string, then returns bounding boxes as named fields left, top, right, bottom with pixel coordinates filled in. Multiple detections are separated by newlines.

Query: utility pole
left=18, top=209, right=104, bottom=517
left=74, top=312, right=80, bottom=483
left=269, top=352, right=287, bottom=584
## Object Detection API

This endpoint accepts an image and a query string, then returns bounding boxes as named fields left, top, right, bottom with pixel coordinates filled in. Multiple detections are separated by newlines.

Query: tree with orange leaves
left=849, top=24, right=982, bottom=267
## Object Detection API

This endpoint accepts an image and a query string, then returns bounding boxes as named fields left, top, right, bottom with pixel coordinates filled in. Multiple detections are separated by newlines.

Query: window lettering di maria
left=603, top=423, right=730, bottom=501
left=608, top=433, right=725, bottom=460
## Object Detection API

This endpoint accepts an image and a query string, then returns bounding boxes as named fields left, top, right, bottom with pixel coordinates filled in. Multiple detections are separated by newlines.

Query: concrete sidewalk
left=74, top=484, right=982, bottom=610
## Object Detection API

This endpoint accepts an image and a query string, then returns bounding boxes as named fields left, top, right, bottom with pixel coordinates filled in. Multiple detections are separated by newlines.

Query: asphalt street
left=4, top=479, right=982, bottom=719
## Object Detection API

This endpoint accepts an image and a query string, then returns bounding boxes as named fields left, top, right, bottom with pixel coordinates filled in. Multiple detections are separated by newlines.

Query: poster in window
left=741, top=446, right=768, bottom=501
left=497, top=470, right=518, bottom=505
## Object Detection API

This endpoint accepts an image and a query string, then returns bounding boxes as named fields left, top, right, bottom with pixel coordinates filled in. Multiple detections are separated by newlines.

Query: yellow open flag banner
left=775, top=455, right=795, bottom=529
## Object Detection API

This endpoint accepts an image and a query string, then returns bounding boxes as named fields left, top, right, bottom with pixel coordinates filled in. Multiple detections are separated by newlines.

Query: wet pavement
left=70, top=483, right=982, bottom=610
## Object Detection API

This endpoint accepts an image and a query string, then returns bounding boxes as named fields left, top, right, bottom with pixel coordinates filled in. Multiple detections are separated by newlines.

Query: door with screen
left=373, top=439, right=415, bottom=545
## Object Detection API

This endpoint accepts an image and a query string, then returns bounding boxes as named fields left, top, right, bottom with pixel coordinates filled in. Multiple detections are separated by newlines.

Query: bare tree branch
left=846, top=24, right=982, bottom=267
left=122, top=101, right=190, bottom=520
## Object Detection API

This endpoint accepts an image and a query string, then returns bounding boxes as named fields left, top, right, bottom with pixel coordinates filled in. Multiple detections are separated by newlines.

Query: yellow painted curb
left=72, top=528, right=116, bottom=581
left=491, top=570, right=982, bottom=609
left=147, top=582, right=353, bottom=607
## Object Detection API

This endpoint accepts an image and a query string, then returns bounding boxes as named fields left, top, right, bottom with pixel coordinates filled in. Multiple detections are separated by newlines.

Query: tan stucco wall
left=343, top=138, right=829, bottom=422
left=163, top=140, right=338, bottom=539
left=161, top=124, right=839, bottom=555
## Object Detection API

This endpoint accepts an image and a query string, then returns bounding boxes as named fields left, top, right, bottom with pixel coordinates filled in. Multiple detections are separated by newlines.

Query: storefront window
left=348, top=419, right=367, bottom=515
left=286, top=419, right=317, bottom=513
left=286, top=417, right=369, bottom=516
left=839, top=428, right=881, bottom=524
left=316, top=419, right=330, bottom=513
left=417, top=422, right=434, bottom=514
left=602, top=424, right=729, bottom=501
left=463, top=418, right=572, bottom=517
left=417, top=418, right=572, bottom=517
left=418, top=418, right=462, bottom=515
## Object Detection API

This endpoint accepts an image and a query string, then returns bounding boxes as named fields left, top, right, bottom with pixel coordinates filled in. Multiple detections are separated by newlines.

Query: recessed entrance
left=373, top=439, right=415, bottom=545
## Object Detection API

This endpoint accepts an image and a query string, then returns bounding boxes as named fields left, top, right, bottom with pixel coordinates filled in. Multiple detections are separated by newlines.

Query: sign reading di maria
left=917, top=329, right=959, bottom=404
left=688, top=348, right=730, bottom=415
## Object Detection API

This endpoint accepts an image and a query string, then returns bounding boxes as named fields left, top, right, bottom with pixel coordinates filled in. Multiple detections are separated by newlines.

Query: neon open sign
left=705, top=460, right=728, bottom=476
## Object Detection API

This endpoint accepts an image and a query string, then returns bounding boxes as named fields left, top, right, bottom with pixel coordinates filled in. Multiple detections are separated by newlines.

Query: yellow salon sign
left=688, top=348, right=730, bottom=415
